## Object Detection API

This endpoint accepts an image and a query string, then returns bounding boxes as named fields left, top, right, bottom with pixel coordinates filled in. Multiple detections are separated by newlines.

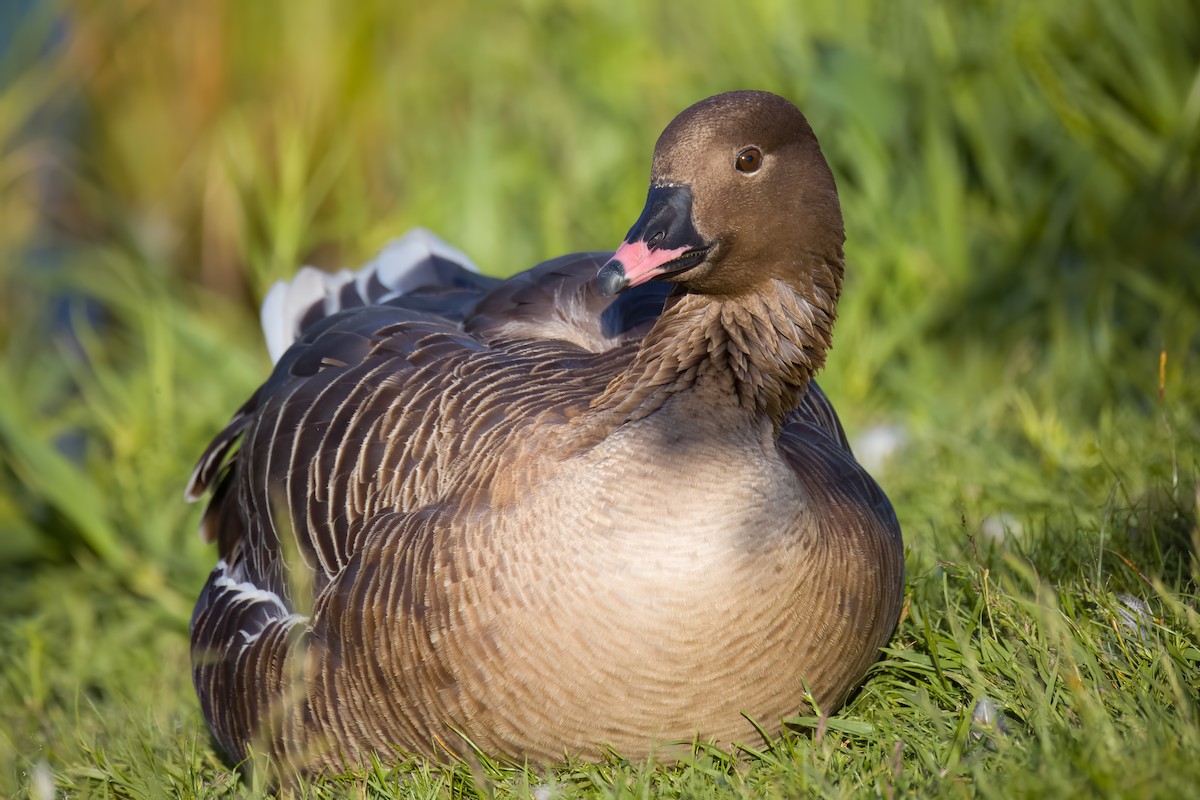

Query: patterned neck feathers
left=593, top=268, right=839, bottom=426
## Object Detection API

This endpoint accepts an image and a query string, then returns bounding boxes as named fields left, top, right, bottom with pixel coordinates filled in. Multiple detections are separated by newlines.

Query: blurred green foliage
left=1, top=0, right=1198, bottom=797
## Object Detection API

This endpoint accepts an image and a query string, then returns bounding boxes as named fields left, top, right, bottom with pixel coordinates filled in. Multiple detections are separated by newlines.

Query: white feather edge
left=260, top=228, right=479, bottom=364
left=210, top=560, right=309, bottom=654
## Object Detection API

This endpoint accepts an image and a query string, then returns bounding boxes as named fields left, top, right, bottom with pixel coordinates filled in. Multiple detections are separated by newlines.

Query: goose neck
left=593, top=275, right=838, bottom=427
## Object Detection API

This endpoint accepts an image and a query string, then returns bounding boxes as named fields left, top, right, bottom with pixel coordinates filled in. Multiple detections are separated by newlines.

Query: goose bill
left=596, top=184, right=710, bottom=295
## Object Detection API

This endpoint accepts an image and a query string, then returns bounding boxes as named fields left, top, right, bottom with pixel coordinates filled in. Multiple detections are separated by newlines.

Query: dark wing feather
left=467, top=252, right=670, bottom=351
left=260, top=230, right=500, bottom=363
left=777, top=400, right=904, bottom=684
left=786, top=381, right=852, bottom=452
left=191, top=253, right=640, bottom=605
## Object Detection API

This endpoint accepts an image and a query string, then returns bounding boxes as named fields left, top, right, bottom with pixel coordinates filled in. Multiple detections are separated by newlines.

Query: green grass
left=2, top=0, right=1198, bottom=797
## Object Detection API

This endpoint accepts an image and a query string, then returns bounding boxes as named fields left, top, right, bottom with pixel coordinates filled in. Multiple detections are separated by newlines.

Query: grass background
left=1, top=0, right=1198, bottom=797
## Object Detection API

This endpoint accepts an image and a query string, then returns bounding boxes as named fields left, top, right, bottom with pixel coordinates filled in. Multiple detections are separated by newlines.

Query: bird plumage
left=188, top=91, right=904, bottom=775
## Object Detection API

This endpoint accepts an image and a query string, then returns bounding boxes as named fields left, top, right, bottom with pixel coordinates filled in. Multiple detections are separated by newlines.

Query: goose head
left=596, top=91, right=845, bottom=301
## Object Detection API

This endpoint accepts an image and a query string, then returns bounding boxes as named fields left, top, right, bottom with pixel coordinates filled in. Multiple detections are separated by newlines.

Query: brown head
left=596, top=91, right=845, bottom=300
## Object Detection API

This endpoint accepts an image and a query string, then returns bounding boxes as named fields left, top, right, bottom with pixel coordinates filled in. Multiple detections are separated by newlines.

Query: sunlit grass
left=1, top=0, right=1198, bottom=797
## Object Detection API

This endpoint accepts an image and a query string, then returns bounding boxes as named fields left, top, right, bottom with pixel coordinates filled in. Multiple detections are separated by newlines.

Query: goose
left=187, top=90, right=905, bottom=774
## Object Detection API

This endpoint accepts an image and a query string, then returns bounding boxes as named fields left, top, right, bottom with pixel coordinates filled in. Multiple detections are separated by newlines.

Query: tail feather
left=260, top=229, right=483, bottom=364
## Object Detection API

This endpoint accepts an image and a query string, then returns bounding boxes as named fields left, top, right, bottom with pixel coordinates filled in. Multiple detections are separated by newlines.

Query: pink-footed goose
left=187, top=90, right=904, bottom=774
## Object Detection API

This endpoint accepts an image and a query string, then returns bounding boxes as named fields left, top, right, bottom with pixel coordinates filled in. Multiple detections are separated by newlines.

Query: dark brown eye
left=735, top=147, right=762, bottom=173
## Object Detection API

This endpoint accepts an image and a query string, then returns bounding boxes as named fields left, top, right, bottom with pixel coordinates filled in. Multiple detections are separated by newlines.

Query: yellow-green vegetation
left=2, top=0, right=1198, bottom=797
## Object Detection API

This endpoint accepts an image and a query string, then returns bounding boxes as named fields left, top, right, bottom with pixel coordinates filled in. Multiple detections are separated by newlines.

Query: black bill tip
left=595, top=260, right=630, bottom=297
